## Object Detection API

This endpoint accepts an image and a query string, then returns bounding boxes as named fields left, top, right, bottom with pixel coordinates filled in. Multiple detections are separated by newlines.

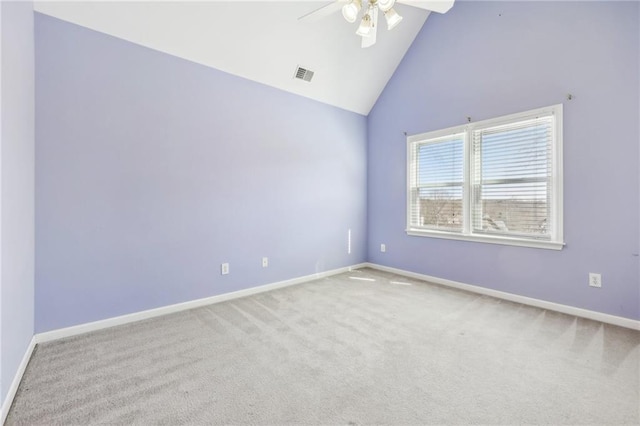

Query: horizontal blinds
left=472, top=115, right=554, bottom=239
left=410, top=134, right=464, bottom=231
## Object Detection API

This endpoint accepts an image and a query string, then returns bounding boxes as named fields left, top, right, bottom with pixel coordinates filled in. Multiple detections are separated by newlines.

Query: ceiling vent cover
left=294, top=66, right=314, bottom=82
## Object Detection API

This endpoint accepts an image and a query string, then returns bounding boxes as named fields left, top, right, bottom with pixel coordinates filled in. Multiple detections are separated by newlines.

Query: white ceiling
left=34, top=1, right=450, bottom=115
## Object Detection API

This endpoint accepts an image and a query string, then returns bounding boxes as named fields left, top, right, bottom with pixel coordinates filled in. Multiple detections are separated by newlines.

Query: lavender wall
left=35, top=14, right=367, bottom=333
left=368, top=1, right=640, bottom=320
left=1, top=1, right=35, bottom=402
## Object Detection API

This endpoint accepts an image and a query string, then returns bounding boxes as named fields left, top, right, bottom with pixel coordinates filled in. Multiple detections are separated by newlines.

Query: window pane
left=410, top=135, right=464, bottom=232
left=479, top=182, right=548, bottom=236
left=417, top=139, right=464, bottom=185
left=472, top=116, right=553, bottom=239
left=480, top=123, right=550, bottom=181
left=417, top=186, right=463, bottom=231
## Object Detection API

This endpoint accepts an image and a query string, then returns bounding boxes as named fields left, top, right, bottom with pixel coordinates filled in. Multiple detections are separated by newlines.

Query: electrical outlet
left=589, top=273, right=601, bottom=288
left=380, top=243, right=386, bottom=253
left=348, top=229, right=352, bottom=254
left=221, top=263, right=230, bottom=275
left=262, top=257, right=268, bottom=268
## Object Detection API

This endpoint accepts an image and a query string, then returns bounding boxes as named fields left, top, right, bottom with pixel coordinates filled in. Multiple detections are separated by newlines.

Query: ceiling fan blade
left=298, top=0, right=348, bottom=22
left=361, top=30, right=376, bottom=48
left=397, top=0, right=455, bottom=14
left=361, top=6, right=378, bottom=48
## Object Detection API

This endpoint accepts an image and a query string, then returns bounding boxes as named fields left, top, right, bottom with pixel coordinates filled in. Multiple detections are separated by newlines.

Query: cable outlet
left=262, top=257, right=268, bottom=268
left=380, top=243, right=386, bottom=253
left=589, top=272, right=601, bottom=288
left=221, top=263, right=230, bottom=275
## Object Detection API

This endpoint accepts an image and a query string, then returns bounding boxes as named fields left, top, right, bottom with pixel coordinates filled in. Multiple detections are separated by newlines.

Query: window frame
left=406, top=104, right=564, bottom=250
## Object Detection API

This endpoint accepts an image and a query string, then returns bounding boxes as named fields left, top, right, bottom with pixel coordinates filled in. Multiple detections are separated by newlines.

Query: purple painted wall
left=1, top=1, right=35, bottom=402
left=35, top=14, right=367, bottom=333
left=368, top=1, right=640, bottom=320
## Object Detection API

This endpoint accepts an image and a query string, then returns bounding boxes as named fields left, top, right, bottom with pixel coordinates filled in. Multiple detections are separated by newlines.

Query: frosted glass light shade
left=384, top=8, right=403, bottom=30
left=342, top=0, right=362, bottom=23
left=378, top=0, right=395, bottom=12
left=356, top=14, right=373, bottom=37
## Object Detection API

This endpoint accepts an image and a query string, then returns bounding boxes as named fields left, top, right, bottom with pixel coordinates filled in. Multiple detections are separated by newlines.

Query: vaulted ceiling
left=34, top=1, right=454, bottom=115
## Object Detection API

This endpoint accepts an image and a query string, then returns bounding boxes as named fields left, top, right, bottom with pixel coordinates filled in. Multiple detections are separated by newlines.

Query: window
left=407, top=105, right=563, bottom=250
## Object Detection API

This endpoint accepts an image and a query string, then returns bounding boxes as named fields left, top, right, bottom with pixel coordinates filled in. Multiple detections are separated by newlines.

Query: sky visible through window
left=417, top=123, right=549, bottom=200
left=417, top=136, right=463, bottom=199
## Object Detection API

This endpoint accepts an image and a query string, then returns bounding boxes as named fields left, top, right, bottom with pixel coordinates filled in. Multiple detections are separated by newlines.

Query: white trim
left=0, top=2, right=4, bottom=423
left=406, top=124, right=468, bottom=144
left=35, top=264, right=367, bottom=344
left=406, top=229, right=565, bottom=250
left=364, top=263, right=640, bottom=331
left=552, top=104, right=564, bottom=243
left=1, top=337, right=36, bottom=425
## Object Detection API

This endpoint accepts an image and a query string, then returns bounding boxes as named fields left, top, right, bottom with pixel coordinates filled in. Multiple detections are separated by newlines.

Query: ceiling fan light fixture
left=356, top=13, right=373, bottom=37
left=384, top=8, right=403, bottom=30
left=342, top=0, right=362, bottom=24
left=378, top=0, right=395, bottom=12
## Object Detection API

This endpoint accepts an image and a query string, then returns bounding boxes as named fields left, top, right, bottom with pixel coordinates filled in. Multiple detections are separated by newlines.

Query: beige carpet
left=6, top=268, right=640, bottom=425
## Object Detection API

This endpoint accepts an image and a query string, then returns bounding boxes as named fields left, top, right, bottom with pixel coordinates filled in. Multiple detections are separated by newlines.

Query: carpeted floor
left=6, top=267, right=640, bottom=425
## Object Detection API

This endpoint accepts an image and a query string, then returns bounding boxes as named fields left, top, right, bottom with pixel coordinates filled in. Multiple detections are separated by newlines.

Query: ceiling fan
left=299, top=0, right=455, bottom=48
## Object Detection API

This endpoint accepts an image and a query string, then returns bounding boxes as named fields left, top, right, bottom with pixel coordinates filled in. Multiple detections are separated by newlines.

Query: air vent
left=294, top=66, right=314, bottom=82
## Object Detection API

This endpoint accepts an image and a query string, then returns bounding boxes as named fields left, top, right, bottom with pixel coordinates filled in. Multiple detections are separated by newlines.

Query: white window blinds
left=471, top=115, right=555, bottom=240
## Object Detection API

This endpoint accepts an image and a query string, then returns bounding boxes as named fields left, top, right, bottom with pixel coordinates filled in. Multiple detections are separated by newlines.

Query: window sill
left=406, top=229, right=565, bottom=250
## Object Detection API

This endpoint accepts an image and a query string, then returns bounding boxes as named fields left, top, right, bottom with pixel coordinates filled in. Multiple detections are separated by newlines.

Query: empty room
left=1, top=0, right=639, bottom=424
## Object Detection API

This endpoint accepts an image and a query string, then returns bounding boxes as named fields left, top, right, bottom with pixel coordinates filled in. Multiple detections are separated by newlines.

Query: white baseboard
left=35, top=263, right=367, bottom=344
left=1, top=336, right=36, bottom=425
left=364, top=263, right=640, bottom=331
